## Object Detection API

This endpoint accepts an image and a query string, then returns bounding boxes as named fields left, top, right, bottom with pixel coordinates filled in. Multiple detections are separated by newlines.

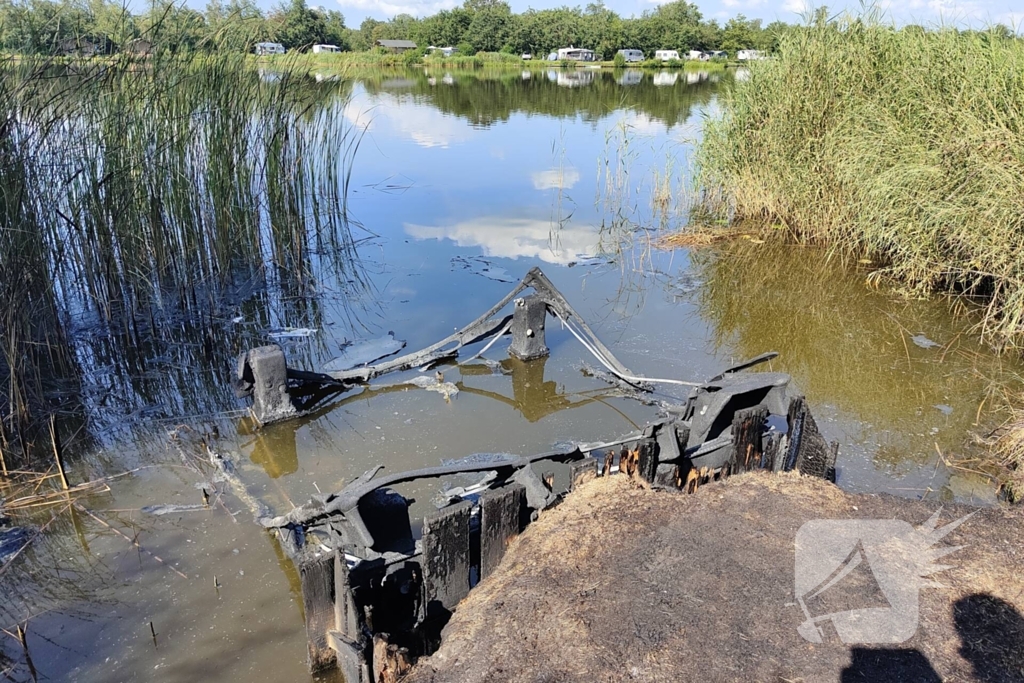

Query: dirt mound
left=402, top=473, right=1024, bottom=683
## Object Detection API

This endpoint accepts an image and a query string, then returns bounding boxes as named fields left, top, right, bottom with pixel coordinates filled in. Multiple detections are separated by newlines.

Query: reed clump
left=0, top=53, right=363, bottom=464
left=696, top=16, right=1024, bottom=348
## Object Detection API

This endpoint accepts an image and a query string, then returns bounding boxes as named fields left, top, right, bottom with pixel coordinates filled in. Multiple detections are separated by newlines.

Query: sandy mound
left=403, top=472, right=1024, bottom=683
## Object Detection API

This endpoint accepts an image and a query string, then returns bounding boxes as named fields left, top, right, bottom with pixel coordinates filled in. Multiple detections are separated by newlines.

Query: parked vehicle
left=254, top=42, right=286, bottom=56
left=687, top=50, right=709, bottom=61
left=522, top=53, right=532, bottom=60
left=709, top=50, right=728, bottom=59
left=312, top=44, right=339, bottom=54
left=616, top=49, right=644, bottom=63
left=737, top=49, right=764, bottom=61
left=655, top=50, right=680, bottom=61
left=556, top=46, right=597, bottom=62
left=427, top=46, right=457, bottom=57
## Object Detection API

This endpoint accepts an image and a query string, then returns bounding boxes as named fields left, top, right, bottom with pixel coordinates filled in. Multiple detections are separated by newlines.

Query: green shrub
left=613, top=52, right=627, bottom=68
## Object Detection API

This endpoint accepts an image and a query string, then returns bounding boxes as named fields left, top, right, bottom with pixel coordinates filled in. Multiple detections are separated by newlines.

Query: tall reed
left=696, top=15, right=1024, bottom=347
left=0, top=52, right=365, bottom=462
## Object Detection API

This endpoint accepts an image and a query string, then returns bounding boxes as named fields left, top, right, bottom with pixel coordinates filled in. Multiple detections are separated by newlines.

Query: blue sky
left=311, top=0, right=1024, bottom=30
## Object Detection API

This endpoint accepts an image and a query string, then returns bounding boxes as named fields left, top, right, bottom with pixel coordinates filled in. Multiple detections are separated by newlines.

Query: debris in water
left=451, top=255, right=514, bottom=283
left=934, top=404, right=954, bottom=416
left=911, top=334, right=940, bottom=349
left=141, top=504, right=208, bottom=516
left=322, top=332, right=407, bottom=372
left=408, top=375, right=460, bottom=400
left=267, top=327, right=318, bottom=340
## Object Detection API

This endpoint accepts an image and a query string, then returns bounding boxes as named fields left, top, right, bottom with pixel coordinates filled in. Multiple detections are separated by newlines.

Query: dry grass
left=406, top=472, right=1024, bottom=683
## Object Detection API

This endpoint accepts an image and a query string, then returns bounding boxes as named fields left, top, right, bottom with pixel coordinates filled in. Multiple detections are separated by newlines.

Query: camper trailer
left=312, top=44, right=339, bottom=54
left=254, top=42, right=286, bottom=55
left=687, top=50, right=709, bottom=61
left=737, top=49, right=764, bottom=61
left=556, top=46, right=597, bottom=62
left=616, top=49, right=644, bottom=63
left=655, top=50, right=680, bottom=62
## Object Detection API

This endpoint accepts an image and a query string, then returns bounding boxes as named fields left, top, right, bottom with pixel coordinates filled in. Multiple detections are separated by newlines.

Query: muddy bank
left=403, top=473, right=1024, bottom=683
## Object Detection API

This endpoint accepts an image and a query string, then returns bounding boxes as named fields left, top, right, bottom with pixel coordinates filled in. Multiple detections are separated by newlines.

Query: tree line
left=0, top=0, right=791, bottom=59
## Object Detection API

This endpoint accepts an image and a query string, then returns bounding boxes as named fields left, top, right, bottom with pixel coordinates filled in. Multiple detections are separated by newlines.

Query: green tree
left=272, top=0, right=326, bottom=50
left=720, top=15, right=761, bottom=54
left=463, top=0, right=511, bottom=53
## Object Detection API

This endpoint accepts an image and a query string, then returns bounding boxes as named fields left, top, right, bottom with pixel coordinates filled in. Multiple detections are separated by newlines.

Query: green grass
left=696, top=16, right=1024, bottom=348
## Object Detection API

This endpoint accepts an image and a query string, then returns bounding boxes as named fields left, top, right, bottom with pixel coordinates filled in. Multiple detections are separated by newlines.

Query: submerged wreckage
left=234, top=267, right=836, bottom=682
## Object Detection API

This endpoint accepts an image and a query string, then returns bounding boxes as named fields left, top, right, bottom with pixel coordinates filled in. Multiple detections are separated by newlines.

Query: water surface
left=1, top=66, right=1018, bottom=682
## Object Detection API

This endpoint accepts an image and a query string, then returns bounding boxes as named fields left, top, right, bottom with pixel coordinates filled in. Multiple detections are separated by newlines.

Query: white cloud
left=531, top=168, right=580, bottom=190
left=782, top=0, right=809, bottom=13
left=405, top=216, right=603, bottom=264
left=343, top=88, right=476, bottom=148
left=336, top=0, right=455, bottom=17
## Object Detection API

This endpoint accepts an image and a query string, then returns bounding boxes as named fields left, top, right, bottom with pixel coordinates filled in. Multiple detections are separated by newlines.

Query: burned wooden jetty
left=233, top=267, right=837, bottom=682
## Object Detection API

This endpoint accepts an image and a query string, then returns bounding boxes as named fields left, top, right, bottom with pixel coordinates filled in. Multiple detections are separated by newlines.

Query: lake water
left=1, top=66, right=1019, bottom=682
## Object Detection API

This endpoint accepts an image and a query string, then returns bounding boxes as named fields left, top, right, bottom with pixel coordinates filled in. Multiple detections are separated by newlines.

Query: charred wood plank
left=762, top=432, right=782, bottom=472
left=334, top=550, right=361, bottom=641
left=570, top=459, right=596, bottom=490
left=509, top=295, right=549, bottom=361
left=421, top=500, right=472, bottom=620
left=299, top=552, right=336, bottom=672
left=785, top=397, right=834, bottom=481
left=328, top=631, right=369, bottom=683
left=479, top=484, right=525, bottom=581
left=730, top=406, right=768, bottom=473
left=637, top=439, right=658, bottom=484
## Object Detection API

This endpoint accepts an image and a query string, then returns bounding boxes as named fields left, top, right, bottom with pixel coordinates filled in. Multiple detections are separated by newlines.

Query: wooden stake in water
left=49, top=415, right=69, bottom=490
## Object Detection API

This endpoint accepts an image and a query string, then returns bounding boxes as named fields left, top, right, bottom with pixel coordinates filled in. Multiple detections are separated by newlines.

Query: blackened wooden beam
left=637, top=439, right=658, bottom=484
left=299, top=551, right=336, bottom=672
left=334, top=549, right=361, bottom=641
left=569, top=458, right=597, bottom=490
left=479, top=484, right=525, bottom=581
left=509, top=294, right=550, bottom=361
left=328, top=630, right=369, bottom=683
left=421, top=500, right=473, bottom=620
left=731, top=405, right=768, bottom=474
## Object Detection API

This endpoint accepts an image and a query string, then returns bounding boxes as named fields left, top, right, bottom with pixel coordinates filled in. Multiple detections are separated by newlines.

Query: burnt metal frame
left=273, top=392, right=836, bottom=680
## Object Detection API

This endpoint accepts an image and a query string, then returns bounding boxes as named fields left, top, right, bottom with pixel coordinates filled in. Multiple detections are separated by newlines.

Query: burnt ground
left=403, top=472, right=1024, bottom=683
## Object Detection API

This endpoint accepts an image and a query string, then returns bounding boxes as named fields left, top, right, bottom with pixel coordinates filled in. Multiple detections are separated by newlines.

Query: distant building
left=376, top=39, right=417, bottom=53
left=312, top=44, right=339, bottom=54
left=59, top=38, right=101, bottom=57
left=737, top=49, right=764, bottom=61
left=556, top=46, right=596, bottom=62
left=254, top=42, right=286, bottom=55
